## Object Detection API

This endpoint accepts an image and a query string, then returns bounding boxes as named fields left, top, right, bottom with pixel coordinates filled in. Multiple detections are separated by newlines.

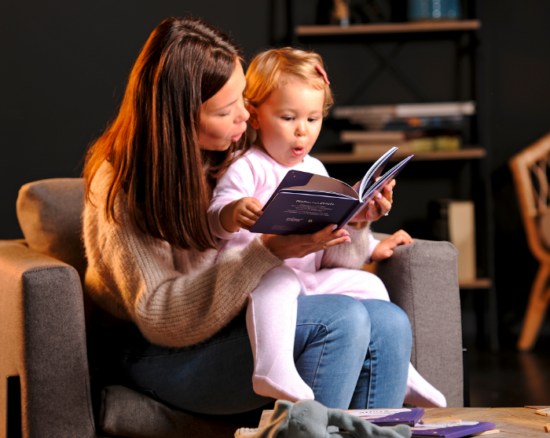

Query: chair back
left=509, top=132, right=550, bottom=263
left=16, top=178, right=87, bottom=278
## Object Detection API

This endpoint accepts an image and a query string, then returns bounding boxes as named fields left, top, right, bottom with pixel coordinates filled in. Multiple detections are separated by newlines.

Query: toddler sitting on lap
left=208, top=47, right=446, bottom=408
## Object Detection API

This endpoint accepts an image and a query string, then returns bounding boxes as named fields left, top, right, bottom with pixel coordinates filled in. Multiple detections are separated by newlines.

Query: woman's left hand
left=350, top=178, right=395, bottom=223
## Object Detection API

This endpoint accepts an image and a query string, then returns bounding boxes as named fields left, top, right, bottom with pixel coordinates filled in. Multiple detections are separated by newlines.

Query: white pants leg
left=246, top=264, right=314, bottom=402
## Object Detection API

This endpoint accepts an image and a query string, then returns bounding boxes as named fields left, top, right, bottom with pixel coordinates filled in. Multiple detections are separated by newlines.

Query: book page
left=358, top=146, right=398, bottom=198
left=288, top=173, right=358, bottom=199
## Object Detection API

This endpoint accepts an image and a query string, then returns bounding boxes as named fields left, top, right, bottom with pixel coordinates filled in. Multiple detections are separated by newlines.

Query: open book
left=411, top=421, right=496, bottom=437
left=346, top=408, right=425, bottom=427
left=249, top=147, right=413, bottom=235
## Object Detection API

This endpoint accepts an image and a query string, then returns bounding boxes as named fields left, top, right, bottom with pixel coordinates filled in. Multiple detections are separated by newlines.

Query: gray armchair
left=0, top=178, right=463, bottom=438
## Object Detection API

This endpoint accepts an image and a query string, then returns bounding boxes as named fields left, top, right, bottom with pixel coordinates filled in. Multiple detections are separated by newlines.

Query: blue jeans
left=117, top=295, right=411, bottom=414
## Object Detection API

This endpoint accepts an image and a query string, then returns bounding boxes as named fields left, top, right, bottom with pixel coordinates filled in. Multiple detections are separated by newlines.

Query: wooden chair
left=509, top=132, right=550, bottom=350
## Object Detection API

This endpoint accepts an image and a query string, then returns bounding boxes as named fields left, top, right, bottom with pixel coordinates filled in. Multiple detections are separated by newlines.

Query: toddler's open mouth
left=292, top=147, right=304, bottom=156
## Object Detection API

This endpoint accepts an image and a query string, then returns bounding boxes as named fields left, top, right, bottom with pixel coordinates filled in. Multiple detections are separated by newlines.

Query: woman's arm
left=85, top=199, right=283, bottom=348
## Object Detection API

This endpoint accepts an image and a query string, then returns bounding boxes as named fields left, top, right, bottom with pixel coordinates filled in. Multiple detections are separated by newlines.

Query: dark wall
left=483, top=0, right=550, bottom=340
left=0, top=0, right=281, bottom=239
left=2, top=0, right=550, bottom=339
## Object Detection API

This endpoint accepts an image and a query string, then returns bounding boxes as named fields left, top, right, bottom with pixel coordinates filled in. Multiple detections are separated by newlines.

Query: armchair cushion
left=100, top=385, right=250, bottom=438
left=16, top=178, right=87, bottom=279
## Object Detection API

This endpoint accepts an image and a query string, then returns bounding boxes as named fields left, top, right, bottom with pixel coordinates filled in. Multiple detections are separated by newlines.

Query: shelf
left=459, top=278, right=492, bottom=289
left=311, top=147, right=486, bottom=164
left=295, top=20, right=481, bottom=37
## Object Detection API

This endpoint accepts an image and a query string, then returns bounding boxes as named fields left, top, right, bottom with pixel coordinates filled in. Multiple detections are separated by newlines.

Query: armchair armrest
left=374, top=234, right=463, bottom=407
left=0, top=240, right=96, bottom=437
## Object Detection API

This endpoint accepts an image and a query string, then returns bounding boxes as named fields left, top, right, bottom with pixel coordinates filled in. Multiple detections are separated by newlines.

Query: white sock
left=246, top=266, right=314, bottom=402
left=404, top=363, right=447, bottom=407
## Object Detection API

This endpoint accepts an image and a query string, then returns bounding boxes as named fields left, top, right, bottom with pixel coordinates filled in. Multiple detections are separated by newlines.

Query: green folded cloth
left=235, top=399, right=411, bottom=438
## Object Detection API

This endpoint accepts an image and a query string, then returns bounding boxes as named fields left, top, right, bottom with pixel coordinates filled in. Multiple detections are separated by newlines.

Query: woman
left=83, top=16, right=412, bottom=415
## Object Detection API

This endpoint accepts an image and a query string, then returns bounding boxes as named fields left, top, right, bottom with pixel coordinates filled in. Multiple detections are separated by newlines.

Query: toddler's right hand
left=232, top=197, right=263, bottom=230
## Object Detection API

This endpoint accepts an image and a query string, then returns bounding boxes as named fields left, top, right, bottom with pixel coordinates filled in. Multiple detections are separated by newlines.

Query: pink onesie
left=208, top=146, right=388, bottom=301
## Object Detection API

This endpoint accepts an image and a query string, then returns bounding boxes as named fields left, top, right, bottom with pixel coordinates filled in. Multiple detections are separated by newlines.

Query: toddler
left=208, top=47, right=445, bottom=408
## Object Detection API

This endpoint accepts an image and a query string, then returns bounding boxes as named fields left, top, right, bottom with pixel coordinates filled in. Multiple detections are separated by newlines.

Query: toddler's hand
left=231, top=197, right=263, bottom=230
left=371, top=229, right=413, bottom=261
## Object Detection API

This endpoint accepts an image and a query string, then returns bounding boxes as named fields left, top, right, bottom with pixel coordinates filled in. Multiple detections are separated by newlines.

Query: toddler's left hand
left=371, top=229, right=413, bottom=262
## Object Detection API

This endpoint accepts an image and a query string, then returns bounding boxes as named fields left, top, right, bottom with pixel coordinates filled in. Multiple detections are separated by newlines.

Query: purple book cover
left=249, top=149, right=413, bottom=235
left=411, top=421, right=496, bottom=437
left=346, top=408, right=425, bottom=426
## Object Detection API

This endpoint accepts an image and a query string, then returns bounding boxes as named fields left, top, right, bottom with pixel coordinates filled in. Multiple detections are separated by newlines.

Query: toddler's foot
left=404, top=363, right=447, bottom=407
left=252, top=351, right=314, bottom=402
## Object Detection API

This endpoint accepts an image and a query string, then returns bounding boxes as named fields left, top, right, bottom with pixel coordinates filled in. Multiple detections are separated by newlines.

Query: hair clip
left=315, top=64, right=330, bottom=85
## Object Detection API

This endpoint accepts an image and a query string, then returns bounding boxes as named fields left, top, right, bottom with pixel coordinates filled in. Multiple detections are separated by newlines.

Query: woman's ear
left=247, top=105, right=261, bottom=130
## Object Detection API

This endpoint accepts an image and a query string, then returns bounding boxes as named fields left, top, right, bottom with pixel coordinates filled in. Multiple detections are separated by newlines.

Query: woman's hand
left=350, top=178, right=395, bottom=224
left=261, top=224, right=350, bottom=260
left=371, top=229, right=413, bottom=261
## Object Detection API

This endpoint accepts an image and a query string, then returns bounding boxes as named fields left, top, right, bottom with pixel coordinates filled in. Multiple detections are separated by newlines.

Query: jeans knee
left=329, top=295, right=371, bottom=340
left=361, top=300, right=412, bottom=349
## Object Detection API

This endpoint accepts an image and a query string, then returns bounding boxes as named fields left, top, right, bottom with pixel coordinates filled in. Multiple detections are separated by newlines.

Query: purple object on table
left=411, top=421, right=496, bottom=437
left=347, top=408, right=425, bottom=427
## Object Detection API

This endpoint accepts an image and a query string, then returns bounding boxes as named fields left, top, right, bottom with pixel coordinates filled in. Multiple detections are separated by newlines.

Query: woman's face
left=199, top=62, right=249, bottom=151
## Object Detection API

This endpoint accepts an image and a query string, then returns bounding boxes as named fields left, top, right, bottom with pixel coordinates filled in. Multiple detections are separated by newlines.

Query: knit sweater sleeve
left=319, top=223, right=374, bottom=270
left=84, top=164, right=283, bottom=347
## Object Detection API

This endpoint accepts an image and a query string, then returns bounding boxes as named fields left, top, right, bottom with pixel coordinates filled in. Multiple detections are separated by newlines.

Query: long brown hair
left=83, top=17, right=244, bottom=251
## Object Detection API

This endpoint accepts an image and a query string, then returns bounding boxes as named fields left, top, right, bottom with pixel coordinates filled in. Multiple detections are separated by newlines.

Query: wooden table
left=259, top=406, right=550, bottom=436
left=421, top=407, right=550, bottom=437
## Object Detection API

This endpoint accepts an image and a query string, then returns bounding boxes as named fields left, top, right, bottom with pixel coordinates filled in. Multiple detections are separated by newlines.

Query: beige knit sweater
left=83, top=162, right=373, bottom=348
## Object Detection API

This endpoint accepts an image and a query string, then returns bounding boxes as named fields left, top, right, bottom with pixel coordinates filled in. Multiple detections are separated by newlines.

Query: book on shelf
left=249, top=147, right=413, bottom=235
left=333, top=101, right=476, bottom=119
left=350, top=116, right=466, bottom=131
left=429, top=199, right=477, bottom=282
left=411, top=421, right=496, bottom=437
left=340, top=129, right=461, bottom=143
left=333, top=102, right=473, bottom=131
left=352, top=137, right=461, bottom=156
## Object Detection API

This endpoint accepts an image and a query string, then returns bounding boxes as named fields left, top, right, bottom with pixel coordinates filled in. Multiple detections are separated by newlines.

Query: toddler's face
left=250, top=76, right=324, bottom=167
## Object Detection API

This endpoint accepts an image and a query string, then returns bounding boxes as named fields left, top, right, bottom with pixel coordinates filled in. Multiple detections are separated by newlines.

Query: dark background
left=2, top=0, right=550, bottom=347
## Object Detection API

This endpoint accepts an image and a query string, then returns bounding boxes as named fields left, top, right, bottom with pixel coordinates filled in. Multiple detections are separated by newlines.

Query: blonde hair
left=244, top=47, right=334, bottom=117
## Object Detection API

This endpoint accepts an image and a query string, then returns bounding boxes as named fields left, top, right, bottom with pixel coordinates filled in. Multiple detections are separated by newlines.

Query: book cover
left=345, top=408, right=425, bottom=427
left=411, top=421, right=496, bottom=437
left=249, top=147, right=413, bottom=235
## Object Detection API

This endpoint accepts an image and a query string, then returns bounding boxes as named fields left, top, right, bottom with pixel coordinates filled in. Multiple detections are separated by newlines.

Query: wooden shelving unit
left=296, top=20, right=481, bottom=37
left=459, top=278, right=492, bottom=290
left=312, top=147, right=486, bottom=164
left=292, top=8, right=498, bottom=348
